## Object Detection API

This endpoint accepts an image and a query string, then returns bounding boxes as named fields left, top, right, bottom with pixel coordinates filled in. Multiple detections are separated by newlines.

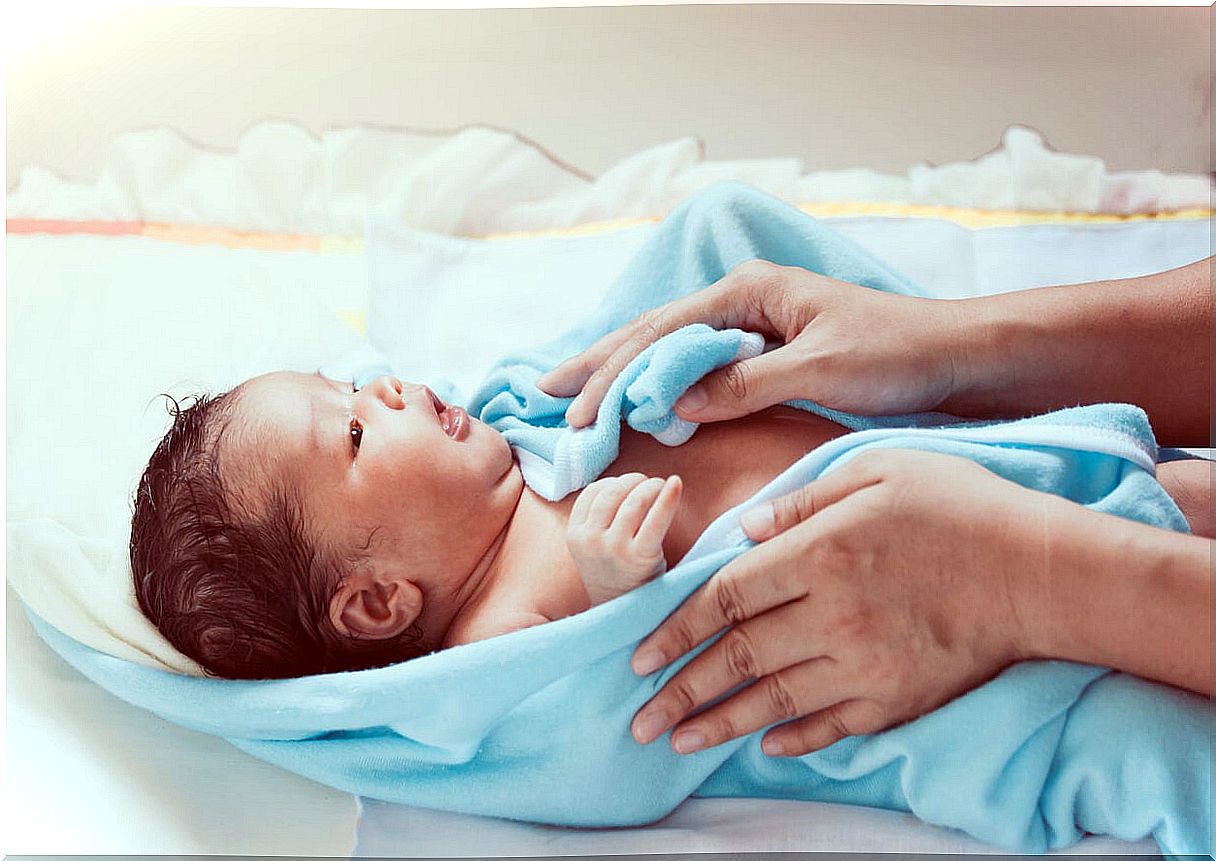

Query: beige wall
left=6, top=4, right=1212, bottom=188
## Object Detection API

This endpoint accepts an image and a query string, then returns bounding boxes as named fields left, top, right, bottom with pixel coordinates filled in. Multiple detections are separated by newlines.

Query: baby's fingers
left=569, top=480, right=605, bottom=526
left=586, top=474, right=649, bottom=528
left=610, top=477, right=670, bottom=538
left=634, top=476, right=684, bottom=556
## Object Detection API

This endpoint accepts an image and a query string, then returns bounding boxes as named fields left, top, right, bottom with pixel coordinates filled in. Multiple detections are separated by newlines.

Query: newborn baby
left=129, top=369, right=850, bottom=679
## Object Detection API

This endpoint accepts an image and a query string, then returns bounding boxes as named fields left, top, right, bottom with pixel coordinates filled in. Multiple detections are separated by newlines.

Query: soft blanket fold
left=29, top=182, right=1211, bottom=856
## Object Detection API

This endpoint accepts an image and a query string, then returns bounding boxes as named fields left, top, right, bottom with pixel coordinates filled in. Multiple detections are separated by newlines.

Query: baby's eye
left=349, top=418, right=363, bottom=454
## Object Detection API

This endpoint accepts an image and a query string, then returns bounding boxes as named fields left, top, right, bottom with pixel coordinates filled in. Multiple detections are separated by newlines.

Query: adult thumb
left=674, top=349, right=806, bottom=423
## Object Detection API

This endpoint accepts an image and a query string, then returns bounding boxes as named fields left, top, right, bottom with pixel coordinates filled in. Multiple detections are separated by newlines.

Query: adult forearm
left=1019, top=501, right=1212, bottom=696
left=944, top=258, right=1212, bottom=446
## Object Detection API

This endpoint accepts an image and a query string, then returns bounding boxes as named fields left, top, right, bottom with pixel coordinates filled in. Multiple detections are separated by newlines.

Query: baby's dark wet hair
left=130, top=390, right=424, bottom=679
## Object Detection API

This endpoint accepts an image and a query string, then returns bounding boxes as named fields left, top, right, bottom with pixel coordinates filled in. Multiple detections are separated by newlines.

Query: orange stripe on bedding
left=6, top=218, right=334, bottom=252
left=141, top=223, right=322, bottom=252
left=7, top=218, right=146, bottom=236
left=9, top=202, right=1214, bottom=248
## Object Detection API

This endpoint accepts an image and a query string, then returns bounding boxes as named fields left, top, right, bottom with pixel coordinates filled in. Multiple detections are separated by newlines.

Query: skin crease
left=220, top=370, right=847, bottom=649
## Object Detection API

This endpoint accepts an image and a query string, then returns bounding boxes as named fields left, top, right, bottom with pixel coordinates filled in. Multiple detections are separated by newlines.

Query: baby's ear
left=329, top=570, right=422, bottom=640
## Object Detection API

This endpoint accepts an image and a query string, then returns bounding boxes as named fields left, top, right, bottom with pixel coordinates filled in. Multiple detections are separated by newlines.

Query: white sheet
left=355, top=797, right=1159, bottom=857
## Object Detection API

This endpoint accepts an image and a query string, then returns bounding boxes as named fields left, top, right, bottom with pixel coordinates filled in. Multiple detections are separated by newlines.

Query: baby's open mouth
left=427, top=388, right=469, bottom=442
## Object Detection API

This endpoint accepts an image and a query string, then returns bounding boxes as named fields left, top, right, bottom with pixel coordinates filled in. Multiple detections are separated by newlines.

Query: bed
left=7, top=115, right=1211, bottom=855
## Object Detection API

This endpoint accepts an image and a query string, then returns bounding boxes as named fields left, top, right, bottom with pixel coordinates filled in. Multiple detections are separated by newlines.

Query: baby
left=129, top=369, right=850, bottom=679
left=131, top=369, right=1210, bottom=680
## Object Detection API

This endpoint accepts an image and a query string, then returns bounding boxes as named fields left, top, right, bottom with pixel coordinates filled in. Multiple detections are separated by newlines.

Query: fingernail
left=762, top=736, right=785, bottom=756
left=632, top=648, right=665, bottom=675
left=676, top=384, right=707, bottom=414
left=633, top=708, right=669, bottom=744
left=673, top=730, right=705, bottom=754
left=739, top=504, right=774, bottom=539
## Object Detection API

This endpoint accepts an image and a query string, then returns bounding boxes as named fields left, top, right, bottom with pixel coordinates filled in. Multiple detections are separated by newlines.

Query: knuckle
left=810, top=528, right=849, bottom=567
left=711, top=575, right=752, bottom=626
left=668, top=615, right=701, bottom=657
left=765, top=674, right=800, bottom=721
left=824, top=703, right=853, bottom=739
left=635, top=309, right=667, bottom=343
left=668, top=680, right=700, bottom=716
left=708, top=714, right=740, bottom=745
left=777, top=485, right=815, bottom=526
left=843, top=449, right=894, bottom=485
left=853, top=701, right=891, bottom=735
left=583, top=364, right=612, bottom=393
left=722, top=629, right=761, bottom=680
left=719, top=361, right=751, bottom=402
left=733, top=258, right=779, bottom=281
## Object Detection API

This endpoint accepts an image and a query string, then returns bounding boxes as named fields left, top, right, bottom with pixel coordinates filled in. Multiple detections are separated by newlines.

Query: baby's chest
left=605, top=407, right=847, bottom=560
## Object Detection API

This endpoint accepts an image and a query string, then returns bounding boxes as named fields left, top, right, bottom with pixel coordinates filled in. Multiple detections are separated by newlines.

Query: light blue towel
left=29, top=183, right=1211, bottom=856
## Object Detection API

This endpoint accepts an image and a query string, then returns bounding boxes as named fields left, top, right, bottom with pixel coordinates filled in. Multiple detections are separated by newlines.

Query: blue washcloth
left=28, top=183, right=1211, bottom=856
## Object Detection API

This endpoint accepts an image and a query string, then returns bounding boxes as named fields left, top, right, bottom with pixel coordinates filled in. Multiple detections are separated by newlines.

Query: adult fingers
left=541, top=259, right=815, bottom=426
left=630, top=527, right=812, bottom=676
left=668, top=659, right=855, bottom=754
left=760, top=699, right=890, bottom=757
left=634, top=476, right=683, bottom=556
left=536, top=323, right=645, bottom=398
left=631, top=598, right=829, bottom=745
left=554, top=274, right=769, bottom=428
left=586, top=474, right=648, bottom=528
left=561, top=303, right=719, bottom=428
left=673, top=347, right=816, bottom=424
left=739, top=453, right=888, bottom=542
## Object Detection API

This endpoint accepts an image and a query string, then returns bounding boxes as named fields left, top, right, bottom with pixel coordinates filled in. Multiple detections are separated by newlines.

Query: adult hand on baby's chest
left=629, top=449, right=1065, bottom=757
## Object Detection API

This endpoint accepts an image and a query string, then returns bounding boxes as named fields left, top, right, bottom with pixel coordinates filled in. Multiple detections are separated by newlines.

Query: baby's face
left=225, top=371, right=521, bottom=586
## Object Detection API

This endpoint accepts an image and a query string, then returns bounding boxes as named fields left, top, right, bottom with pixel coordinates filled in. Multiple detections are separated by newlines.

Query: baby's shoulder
left=444, top=609, right=553, bottom=648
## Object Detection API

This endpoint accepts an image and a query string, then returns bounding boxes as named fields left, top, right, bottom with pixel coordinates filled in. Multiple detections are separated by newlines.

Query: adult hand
left=536, top=260, right=969, bottom=428
left=628, top=449, right=1069, bottom=757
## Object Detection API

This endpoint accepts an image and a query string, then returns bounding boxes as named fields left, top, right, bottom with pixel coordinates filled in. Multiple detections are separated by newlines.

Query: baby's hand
left=568, top=473, right=684, bottom=606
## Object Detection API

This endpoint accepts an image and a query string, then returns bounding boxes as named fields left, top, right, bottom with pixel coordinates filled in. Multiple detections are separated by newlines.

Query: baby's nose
left=366, top=375, right=406, bottom=409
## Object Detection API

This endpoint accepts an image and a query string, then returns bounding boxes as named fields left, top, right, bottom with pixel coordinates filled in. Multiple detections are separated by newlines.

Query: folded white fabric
left=9, top=123, right=1211, bottom=235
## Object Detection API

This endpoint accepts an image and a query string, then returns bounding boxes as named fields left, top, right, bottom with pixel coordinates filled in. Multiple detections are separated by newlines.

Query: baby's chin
left=481, top=421, right=519, bottom=476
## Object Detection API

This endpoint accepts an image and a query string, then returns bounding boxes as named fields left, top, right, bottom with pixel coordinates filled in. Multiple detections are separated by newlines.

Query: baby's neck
left=442, top=470, right=585, bottom=646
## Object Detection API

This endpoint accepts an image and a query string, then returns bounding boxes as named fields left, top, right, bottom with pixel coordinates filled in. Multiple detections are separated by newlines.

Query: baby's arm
left=568, top=473, right=684, bottom=605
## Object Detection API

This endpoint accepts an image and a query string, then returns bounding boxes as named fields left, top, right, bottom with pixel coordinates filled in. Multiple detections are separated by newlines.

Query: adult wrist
left=938, top=297, right=994, bottom=413
left=1013, top=501, right=1212, bottom=694
left=1009, top=496, right=1103, bottom=664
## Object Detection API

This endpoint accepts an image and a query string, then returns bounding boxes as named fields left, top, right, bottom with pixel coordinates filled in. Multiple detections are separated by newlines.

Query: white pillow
left=7, top=234, right=366, bottom=672
left=365, top=217, right=656, bottom=402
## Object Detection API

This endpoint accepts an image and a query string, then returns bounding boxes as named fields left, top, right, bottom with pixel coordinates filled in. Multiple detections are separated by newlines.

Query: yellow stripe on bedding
left=479, top=203, right=1213, bottom=240
left=142, top=223, right=324, bottom=251
left=797, top=202, right=1214, bottom=228
left=10, top=202, right=1211, bottom=250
